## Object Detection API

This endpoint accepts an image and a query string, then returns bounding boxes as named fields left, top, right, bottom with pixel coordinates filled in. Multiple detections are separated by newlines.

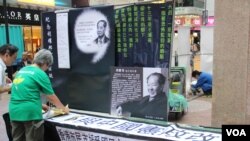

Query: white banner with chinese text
left=47, top=113, right=221, bottom=141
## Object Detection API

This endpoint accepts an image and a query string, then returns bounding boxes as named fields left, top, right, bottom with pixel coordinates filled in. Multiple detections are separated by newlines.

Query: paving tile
left=169, top=95, right=212, bottom=127
left=0, top=93, right=10, bottom=141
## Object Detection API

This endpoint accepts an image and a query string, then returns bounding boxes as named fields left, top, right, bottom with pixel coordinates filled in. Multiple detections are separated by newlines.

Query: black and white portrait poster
left=111, top=67, right=169, bottom=121
left=42, top=6, right=115, bottom=113
left=69, top=6, right=114, bottom=74
left=66, top=6, right=114, bottom=113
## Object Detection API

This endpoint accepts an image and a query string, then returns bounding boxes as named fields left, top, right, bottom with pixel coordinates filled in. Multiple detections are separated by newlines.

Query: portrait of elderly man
left=116, top=72, right=168, bottom=120
left=94, top=20, right=110, bottom=45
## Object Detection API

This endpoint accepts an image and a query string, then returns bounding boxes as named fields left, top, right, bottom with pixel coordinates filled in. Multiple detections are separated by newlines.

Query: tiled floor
left=0, top=93, right=213, bottom=141
left=0, top=93, right=10, bottom=141
left=174, top=95, right=212, bottom=127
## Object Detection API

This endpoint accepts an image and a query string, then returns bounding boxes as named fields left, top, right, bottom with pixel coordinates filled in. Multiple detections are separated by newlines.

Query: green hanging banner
left=115, top=2, right=173, bottom=68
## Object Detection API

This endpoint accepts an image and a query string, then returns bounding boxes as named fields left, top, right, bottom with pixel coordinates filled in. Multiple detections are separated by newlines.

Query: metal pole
left=3, top=0, right=10, bottom=43
left=204, top=0, right=207, bottom=25
left=204, top=0, right=207, bottom=11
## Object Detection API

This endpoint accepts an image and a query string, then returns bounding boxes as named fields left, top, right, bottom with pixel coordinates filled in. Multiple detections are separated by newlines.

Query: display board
left=42, top=6, right=115, bottom=113
left=41, top=2, right=174, bottom=114
left=115, top=2, right=173, bottom=68
left=110, top=67, right=168, bottom=120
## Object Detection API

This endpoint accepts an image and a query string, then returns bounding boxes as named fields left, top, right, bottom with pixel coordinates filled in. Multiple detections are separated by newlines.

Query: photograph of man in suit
left=94, top=20, right=110, bottom=45
left=116, top=72, right=168, bottom=120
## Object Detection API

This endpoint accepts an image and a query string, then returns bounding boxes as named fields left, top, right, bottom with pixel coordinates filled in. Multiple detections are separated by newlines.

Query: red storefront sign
left=192, top=18, right=201, bottom=26
left=175, top=16, right=202, bottom=27
left=207, top=16, right=215, bottom=26
left=175, top=17, right=185, bottom=25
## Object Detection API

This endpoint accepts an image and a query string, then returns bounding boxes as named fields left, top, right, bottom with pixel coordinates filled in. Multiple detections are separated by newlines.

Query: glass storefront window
left=23, top=26, right=41, bottom=59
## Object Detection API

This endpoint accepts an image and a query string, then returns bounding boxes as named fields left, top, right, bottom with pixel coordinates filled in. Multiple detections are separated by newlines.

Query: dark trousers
left=11, top=120, right=44, bottom=141
left=3, top=113, right=12, bottom=141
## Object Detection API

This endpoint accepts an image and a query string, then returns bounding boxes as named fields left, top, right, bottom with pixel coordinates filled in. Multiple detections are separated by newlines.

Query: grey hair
left=33, top=49, right=53, bottom=66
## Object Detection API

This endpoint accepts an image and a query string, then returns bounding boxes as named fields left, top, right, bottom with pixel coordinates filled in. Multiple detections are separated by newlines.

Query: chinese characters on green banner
left=115, top=2, right=173, bottom=68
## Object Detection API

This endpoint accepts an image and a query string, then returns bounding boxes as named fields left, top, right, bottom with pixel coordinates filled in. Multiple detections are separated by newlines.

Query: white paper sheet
left=56, top=12, right=70, bottom=69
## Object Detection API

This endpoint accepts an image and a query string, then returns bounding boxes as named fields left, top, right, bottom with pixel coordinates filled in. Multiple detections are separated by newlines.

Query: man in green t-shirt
left=9, top=49, right=69, bottom=141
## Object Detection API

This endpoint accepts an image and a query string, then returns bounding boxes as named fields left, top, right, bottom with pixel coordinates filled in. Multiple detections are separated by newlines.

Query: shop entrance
left=23, top=26, right=42, bottom=59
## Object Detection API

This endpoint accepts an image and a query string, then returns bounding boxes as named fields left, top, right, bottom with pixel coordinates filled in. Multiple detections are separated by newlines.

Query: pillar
left=176, top=26, right=192, bottom=94
left=200, top=26, right=214, bottom=74
left=212, top=0, right=250, bottom=127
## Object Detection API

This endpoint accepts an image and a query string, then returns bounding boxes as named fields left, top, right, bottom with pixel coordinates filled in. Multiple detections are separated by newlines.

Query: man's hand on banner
left=116, top=106, right=122, bottom=116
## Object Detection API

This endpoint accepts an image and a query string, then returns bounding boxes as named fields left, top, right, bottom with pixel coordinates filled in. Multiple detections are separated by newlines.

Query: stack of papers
left=43, top=106, right=68, bottom=119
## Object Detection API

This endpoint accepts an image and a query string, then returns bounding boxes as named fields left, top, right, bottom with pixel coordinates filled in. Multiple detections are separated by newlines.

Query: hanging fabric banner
left=115, top=2, right=173, bottom=68
left=0, top=25, right=24, bottom=58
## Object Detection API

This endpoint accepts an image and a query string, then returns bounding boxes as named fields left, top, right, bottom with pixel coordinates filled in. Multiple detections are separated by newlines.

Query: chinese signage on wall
left=17, top=0, right=55, bottom=6
left=115, top=2, right=173, bottom=68
left=0, top=6, right=41, bottom=25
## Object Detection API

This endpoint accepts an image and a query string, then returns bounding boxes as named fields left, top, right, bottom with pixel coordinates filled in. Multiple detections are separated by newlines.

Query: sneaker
left=205, top=94, right=212, bottom=97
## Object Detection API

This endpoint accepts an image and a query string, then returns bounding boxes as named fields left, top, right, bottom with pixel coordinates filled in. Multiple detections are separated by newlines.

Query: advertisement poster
left=42, top=6, right=114, bottom=113
left=110, top=67, right=168, bottom=121
left=115, top=2, right=173, bottom=68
